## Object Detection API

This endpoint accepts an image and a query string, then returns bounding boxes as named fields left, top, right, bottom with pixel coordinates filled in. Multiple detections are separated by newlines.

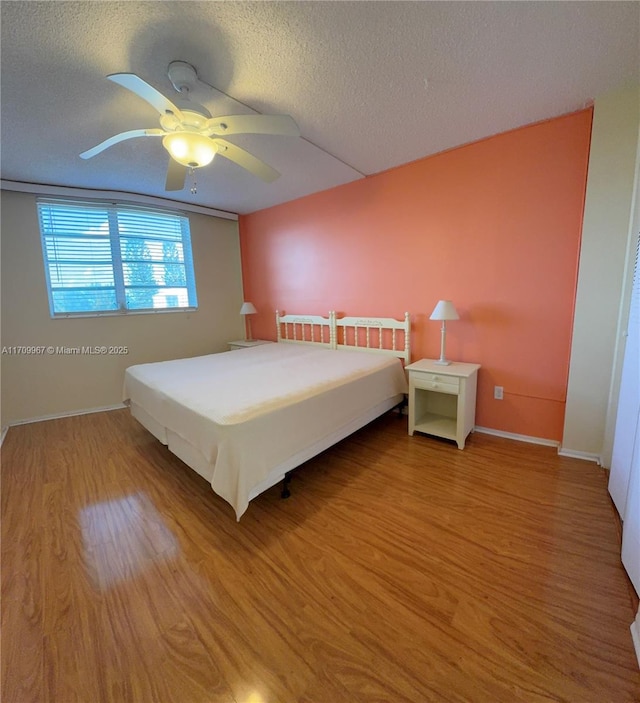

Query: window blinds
left=37, top=199, right=198, bottom=317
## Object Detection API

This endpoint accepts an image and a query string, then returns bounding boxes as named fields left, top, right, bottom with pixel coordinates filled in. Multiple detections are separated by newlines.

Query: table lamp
left=430, top=300, right=459, bottom=365
left=240, top=302, right=257, bottom=340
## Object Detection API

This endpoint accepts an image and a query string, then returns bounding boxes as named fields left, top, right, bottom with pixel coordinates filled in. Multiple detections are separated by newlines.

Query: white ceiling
left=1, top=1, right=638, bottom=216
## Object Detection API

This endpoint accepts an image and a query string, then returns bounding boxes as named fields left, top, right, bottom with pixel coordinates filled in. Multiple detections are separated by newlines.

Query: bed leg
left=395, top=396, right=407, bottom=418
left=281, top=471, right=292, bottom=499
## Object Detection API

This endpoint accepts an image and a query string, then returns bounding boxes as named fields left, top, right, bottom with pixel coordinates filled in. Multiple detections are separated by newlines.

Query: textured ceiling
left=1, top=1, right=638, bottom=215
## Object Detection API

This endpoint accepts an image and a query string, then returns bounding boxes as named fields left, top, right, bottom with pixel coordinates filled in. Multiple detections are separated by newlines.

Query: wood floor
left=2, top=409, right=639, bottom=703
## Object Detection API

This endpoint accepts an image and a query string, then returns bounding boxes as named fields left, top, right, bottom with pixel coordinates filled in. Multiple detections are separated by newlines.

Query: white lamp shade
left=430, top=300, right=459, bottom=321
left=239, top=302, right=257, bottom=315
left=163, top=132, right=217, bottom=168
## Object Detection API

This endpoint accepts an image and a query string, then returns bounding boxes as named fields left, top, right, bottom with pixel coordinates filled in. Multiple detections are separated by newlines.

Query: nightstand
left=405, top=359, right=481, bottom=449
left=228, top=339, right=273, bottom=351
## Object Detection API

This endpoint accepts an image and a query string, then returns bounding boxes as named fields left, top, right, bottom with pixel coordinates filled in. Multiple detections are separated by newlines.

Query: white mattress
left=123, top=343, right=407, bottom=519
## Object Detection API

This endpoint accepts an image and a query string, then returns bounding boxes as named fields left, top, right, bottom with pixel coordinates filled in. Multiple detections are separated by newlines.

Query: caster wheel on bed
left=281, top=472, right=292, bottom=499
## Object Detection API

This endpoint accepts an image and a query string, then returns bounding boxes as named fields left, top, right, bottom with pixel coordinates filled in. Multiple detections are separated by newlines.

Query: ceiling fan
left=80, top=61, right=300, bottom=191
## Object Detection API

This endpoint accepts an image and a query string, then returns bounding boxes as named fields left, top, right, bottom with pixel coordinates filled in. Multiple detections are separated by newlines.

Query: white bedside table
left=228, top=339, right=273, bottom=351
left=405, top=359, right=481, bottom=449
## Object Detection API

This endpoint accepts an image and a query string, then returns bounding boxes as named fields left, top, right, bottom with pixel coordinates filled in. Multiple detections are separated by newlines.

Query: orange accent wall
left=239, top=109, right=593, bottom=441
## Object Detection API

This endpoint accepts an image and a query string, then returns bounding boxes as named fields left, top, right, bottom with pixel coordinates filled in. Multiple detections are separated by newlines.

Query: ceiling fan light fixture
left=162, top=132, right=216, bottom=168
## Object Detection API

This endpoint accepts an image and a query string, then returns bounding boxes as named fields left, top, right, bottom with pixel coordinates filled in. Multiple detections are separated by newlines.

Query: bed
left=123, top=311, right=411, bottom=520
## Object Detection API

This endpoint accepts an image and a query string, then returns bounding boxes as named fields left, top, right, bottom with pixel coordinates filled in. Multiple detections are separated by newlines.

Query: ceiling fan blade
left=165, top=158, right=187, bottom=191
left=214, top=139, right=280, bottom=182
left=205, top=114, right=299, bottom=137
left=107, top=73, right=184, bottom=120
left=79, top=129, right=165, bottom=159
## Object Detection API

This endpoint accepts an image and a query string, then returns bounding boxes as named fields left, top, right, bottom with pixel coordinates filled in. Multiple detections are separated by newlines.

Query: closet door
left=609, top=232, right=640, bottom=594
left=609, top=234, right=640, bottom=519
left=621, top=411, right=640, bottom=593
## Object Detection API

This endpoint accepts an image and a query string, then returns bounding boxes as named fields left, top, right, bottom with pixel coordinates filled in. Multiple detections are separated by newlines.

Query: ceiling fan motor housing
left=168, top=61, right=199, bottom=94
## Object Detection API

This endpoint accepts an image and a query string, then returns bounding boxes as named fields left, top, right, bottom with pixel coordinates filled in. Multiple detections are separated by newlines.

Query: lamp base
left=434, top=359, right=451, bottom=366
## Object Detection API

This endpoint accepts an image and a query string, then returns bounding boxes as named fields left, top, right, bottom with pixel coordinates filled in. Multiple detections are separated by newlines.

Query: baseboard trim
left=474, top=426, right=560, bottom=448
left=631, top=608, right=640, bottom=669
left=557, top=447, right=602, bottom=464
left=0, top=425, right=8, bottom=447
left=7, top=403, right=126, bottom=428
left=474, top=428, right=602, bottom=464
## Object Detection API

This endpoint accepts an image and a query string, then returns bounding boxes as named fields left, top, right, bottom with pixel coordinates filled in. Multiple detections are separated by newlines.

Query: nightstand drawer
left=411, top=372, right=460, bottom=395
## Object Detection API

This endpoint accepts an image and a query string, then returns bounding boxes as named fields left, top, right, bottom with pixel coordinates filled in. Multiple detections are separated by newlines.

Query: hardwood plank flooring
left=2, top=409, right=638, bottom=702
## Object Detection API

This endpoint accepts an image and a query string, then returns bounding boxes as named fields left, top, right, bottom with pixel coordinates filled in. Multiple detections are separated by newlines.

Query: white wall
left=562, top=84, right=640, bottom=462
left=0, top=190, right=245, bottom=425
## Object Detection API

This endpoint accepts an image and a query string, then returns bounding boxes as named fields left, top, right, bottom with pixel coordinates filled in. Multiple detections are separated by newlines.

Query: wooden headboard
left=275, top=311, right=334, bottom=348
left=335, top=312, right=411, bottom=364
left=275, top=310, right=411, bottom=363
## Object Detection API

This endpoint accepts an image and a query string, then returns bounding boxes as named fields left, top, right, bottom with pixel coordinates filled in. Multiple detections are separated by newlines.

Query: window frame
left=37, top=198, right=198, bottom=318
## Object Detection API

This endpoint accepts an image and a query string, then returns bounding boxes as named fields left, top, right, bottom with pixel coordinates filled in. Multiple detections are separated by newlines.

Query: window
left=37, top=199, right=198, bottom=317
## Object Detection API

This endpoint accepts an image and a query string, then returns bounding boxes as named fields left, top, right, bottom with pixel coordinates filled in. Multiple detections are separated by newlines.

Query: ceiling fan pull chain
left=189, top=167, right=197, bottom=195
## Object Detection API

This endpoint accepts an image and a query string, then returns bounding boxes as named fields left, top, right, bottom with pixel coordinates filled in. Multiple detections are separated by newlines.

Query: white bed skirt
left=131, top=393, right=402, bottom=512
left=124, top=343, right=408, bottom=519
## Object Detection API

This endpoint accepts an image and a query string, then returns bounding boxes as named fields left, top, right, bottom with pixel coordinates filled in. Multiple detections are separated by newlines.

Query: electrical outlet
left=494, top=386, right=504, bottom=400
